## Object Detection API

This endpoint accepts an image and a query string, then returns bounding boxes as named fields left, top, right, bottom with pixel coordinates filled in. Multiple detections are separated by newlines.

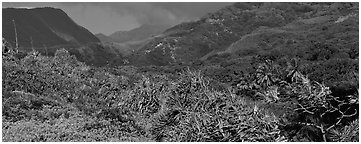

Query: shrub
left=148, top=69, right=286, bottom=142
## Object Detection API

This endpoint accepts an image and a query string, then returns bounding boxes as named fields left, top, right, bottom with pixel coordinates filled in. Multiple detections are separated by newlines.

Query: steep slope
left=2, top=7, right=100, bottom=49
left=2, top=7, right=126, bottom=67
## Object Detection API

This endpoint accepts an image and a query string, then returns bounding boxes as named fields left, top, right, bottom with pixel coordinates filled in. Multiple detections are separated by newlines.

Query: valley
left=2, top=2, right=359, bottom=142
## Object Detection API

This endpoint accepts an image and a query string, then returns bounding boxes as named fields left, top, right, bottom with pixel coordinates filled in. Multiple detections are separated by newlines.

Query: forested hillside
left=128, top=3, right=358, bottom=66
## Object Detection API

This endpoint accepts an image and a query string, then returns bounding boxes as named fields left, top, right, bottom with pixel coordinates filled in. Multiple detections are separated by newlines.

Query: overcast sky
left=3, top=2, right=233, bottom=35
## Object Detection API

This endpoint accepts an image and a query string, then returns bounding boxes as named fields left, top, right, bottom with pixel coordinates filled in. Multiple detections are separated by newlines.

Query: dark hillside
left=2, top=7, right=100, bottom=49
left=2, top=7, right=128, bottom=66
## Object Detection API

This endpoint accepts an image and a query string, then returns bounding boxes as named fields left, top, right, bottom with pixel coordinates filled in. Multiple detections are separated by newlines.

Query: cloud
left=2, top=2, right=233, bottom=35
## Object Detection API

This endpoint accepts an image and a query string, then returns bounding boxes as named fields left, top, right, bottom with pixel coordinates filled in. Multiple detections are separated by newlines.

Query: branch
left=295, top=104, right=315, bottom=114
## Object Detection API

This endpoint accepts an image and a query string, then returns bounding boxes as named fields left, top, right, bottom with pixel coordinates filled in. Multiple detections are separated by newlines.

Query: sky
left=2, top=2, right=233, bottom=35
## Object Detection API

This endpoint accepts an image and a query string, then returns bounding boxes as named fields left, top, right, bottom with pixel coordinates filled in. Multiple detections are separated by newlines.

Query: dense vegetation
left=2, top=38, right=358, bottom=142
